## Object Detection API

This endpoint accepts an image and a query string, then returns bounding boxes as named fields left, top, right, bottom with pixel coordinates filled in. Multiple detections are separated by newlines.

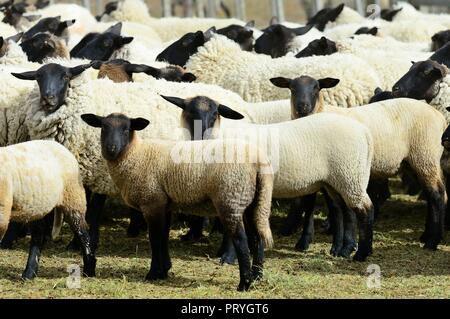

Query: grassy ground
left=1, top=179, right=449, bottom=299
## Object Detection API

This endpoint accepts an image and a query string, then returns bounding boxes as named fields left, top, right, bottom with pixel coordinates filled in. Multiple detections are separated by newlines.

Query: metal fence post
left=162, top=0, right=172, bottom=17
left=235, top=0, right=246, bottom=21
left=271, top=0, right=285, bottom=22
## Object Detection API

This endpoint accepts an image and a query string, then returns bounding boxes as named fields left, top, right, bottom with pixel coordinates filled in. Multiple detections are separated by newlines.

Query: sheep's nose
left=108, top=145, right=117, bottom=153
left=43, top=95, right=56, bottom=105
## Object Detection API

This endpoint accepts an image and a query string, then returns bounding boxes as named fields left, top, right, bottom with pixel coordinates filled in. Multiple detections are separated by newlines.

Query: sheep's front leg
left=65, top=210, right=96, bottom=277
left=22, top=219, right=47, bottom=280
left=295, top=193, right=317, bottom=251
left=144, top=203, right=171, bottom=281
left=218, top=234, right=237, bottom=265
left=422, top=185, right=445, bottom=250
left=280, top=198, right=303, bottom=236
left=127, top=208, right=147, bottom=238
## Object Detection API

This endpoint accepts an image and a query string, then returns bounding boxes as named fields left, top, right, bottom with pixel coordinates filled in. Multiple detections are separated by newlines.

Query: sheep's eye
left=63, top=75, right=70, bottom=81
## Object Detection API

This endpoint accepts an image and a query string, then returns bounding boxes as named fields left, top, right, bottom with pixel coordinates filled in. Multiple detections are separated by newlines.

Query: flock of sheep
left=1, top=0, right=450, bottom=292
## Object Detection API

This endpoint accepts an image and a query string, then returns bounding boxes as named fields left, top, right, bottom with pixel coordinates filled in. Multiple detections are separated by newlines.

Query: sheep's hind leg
left=352, top=199, right=374, bottom=262
left=181, top=216, right=208, bottom=242
left=22, top=219, right=47, bottom=280
left=280, top=198, right=303, bottom=236
left=64, top=209, right=96, bottom=277
left=127, top=208, right=147, bottom=238
left=422, top=185, right=445, bottom=250
left=243, top=204, right=264, bottom=282
left=325, top=189, right=345, bottom=257
left=295, top=193, right=317, bottom=251
left=0, top=222, right=26, bottom=249
left=144, top=204, right=170, bottom=281
left=218, top=234, right=237, bottom=265
left=339, top=206, right=357, bottom=258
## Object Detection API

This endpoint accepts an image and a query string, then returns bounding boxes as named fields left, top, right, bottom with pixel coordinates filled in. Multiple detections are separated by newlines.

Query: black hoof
left=353, top=250, right=368, bottom=262
left=295, top=237, right=311, bottom=252
left=22, top=269, right=37, bottom=280
left=66, top=238, right=81, bottom=252
left=330, top=244, right=343, bottom=257
left=237, top=279, right=252, bottom=291
left=338, top=244, right=356, bottom=258
left=145, top=269, right=168, bottom=281
left=220, top=251, right=237, bottom=265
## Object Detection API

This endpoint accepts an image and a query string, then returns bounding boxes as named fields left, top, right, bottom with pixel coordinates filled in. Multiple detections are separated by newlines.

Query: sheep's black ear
left=11, top=71, right=37, bottom=80
left=106, top=22, right=122, bottom=35
left=182, top=72, right=196, bottom=82
left=369, top=27, right=378, bottom=36
left=446, top=107, right=450, bottom=113
left=270, top=77, right=291, bottom=88
left=204, top=27, right=216, bottom=41
left=160, top=95, right=186, bottom=110
left=7, top=32, right=23, bottom=43
left=374, top=87, right=382, bottom=94
left=269, top=16, right=278, bottom=25
left=218, top=104, right=244, bottom=120
left=120, top=36, right=134, bottom=45
left=91, top=60, right=103, bottom=69
left=245, top=20, right=255, bottom=28
left=130, top=117, right=150, bottom=131
left=318, top=77, right=340, bottom=89
left=411, top=61, right=415, bottom=65
left=24, top=15, right=42, bottom=22
left=81, top=113, right=104, bottom=128
left=126, top=63, right=155, bottom=75
left=293, top=24, right=314, bottom=36
left=69, top=63, right=92, bottom=77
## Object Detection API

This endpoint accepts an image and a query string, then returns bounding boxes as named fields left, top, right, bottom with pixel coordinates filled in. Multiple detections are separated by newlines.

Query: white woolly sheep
left=270, top=75, right=447, bottom=251
left=185, top=34, right=381, bottom=104
left=81, top=112, right=274, bottom=291
left=0, top=140, right=96, bottom=279
left=161, top=94, right=375, bottom=261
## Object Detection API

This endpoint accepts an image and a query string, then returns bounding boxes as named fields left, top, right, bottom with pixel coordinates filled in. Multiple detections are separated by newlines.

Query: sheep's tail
left=253, top=167, right=274, bottom=249
left=51, top=208, right=64, bottom=241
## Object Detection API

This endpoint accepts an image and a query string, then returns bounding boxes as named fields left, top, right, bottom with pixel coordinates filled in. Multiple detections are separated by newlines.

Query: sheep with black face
left=20, top=32, right=69, bottom=63
left=81, top=112, right=274, bottom=291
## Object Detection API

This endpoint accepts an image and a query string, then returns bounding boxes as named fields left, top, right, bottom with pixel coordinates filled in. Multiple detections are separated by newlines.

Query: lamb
left=162, top=95, right=376, bottom=261
left=184, top=34, right=381, bottom=104
left=81, top=112, right=274, bottom=291
left=270, top=75, right=447, bottom=252
left=0, top=140, right=96, bottom=279
left=99, top=0, right=245, bottom=42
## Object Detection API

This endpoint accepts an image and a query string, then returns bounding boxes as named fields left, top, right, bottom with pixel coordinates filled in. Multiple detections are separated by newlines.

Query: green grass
left=1, top=183, right=450, bottom=298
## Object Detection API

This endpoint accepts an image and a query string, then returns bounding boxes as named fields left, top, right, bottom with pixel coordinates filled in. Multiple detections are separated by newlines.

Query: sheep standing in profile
left=81, top=112, right=274, bottom=291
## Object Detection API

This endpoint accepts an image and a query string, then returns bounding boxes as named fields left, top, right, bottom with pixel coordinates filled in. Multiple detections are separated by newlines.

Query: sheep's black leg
left=181, top=216, right=207, bottom=241
left=322, top=190, right=337, bottom=235
left=145, top=207, right=169, bottom=281
left=0, top=222, right=26, bottom=249
left=339, top=207, right=357, bottom=258
left=295, top=193, right=317, bottom=251
left=228, top=222, right=252, bottom=291
left=352, top=204, right=374, bottom=262
left=127, top=208, right=147, bottom=238
left=445, top=173, right=450, bottom=230
left=280, top=198, right=303, bottom=236
left=67, top=188, right=91, bottom=251
left=422, top=186, right=445, bottom=250
left=243, top=205, right=264, bottom=281
left=22, top=219, right=47, bottom=280
left=219, top=233, right=237, bottom=265
left=161, top=211, right=172, bottom=273
left=329, top=201, right=344, bottom=257
left=367, top=179, right=390, bottom=219
left=65, top=210, right=96, bottom=277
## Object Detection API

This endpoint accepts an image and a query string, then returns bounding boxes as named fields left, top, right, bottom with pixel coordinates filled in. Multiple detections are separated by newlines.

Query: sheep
left=0, top=140, right=96, bottom=279
left=20, top=32, right=70, bottom=63
left=296, top=36, right=430, bottom=90
left=270, top=75, right=447, bottom=252
left=184, top=34, right=381, bottom=104
left=99, top=0, right=245, bottom=42
left=432, top=30, right=450, bottom=51
left=81, top=112, right=274, bottom=291
left=162, top=94, right=376, bottom=261
left=22, top=16, right=76, bottom=44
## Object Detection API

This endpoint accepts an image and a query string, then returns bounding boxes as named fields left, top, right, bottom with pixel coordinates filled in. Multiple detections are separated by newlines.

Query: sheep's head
left=72, top=23, right=133, bottom=61
left=81, top=113, right=149, bottom=161
left=92, top=59, right=196, bottom=83
left=254, top=23, right=313, bottom=58
left=354, top=27, right=378, bottom=36
left=379, top=8, right=402, bottom=21
left=95, top=1, right=119, bottom=21
left=306, top=3, right=345, bottom=31
left=20, top=32, right=68, bottom=63
left=216, top=21, right=255, bottom=51
left=392, top=60, right=448, bottom=102
left=270, top=75, right=339, bottom=119
left=11, top=62, right=92, bottom=114
left=369, top=87, right=395, bottom=104
left=22, top=16, right=76, bottom=41
left=295, top=37, right=337, bottom=58
left=156, top=27, right=216, bottom=67
left=0, top=32, right=23, bottom=57
left=442, top=109, right=450, bottom=151
left=160, top=95, right=244, bottom=140
left=431, top=30, right=450, bottom=51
